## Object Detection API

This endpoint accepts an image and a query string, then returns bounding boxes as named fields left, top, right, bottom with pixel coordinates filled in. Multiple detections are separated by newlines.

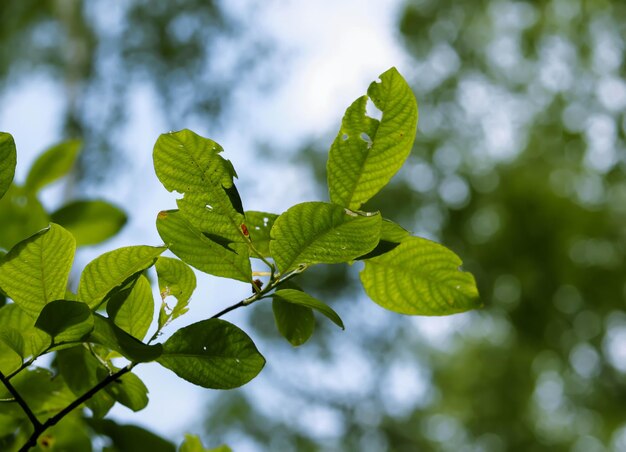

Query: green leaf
left=0, top=304, right=50, bottom=357
left=156, top=257, right=197, bottom=330
left=179, top=434, right=232, bottom=452
left=327, top=67, right=418, bottom=210
left=102, top=368, right=149, bottom=412
left=153, top=129, right=243, bottom=218
left=77, top=245, right=166, bottom=309
left=360, top=236, right=481, bottom=315
left=24, top=139, right=81, bottom=193
left=0, top=185, right=49, bottom=251
left=107, top=274, right=154, bottom=341
left=158, top=319, right=265, bottom=389
left=87, top=419, right=176, bottom=452
left=156, top=210, right=251, bottom=282
left=57, top=346, right=116, bottom=418
left=0, top=132, right=16, bottom=201
left=356, top=219, right=409, bottom=260
left=270, top=202, right=381, bottom=273
left=272, top=299, right=314, bottom=346
left=272, top=289, right=344, bottom=329
left=244, top=211, right=278, bottom=258
left=88, top=314, right=162, bottom=362
left=0, top=224, right=76, bottom=317
left=35, top=300, right=94, bottom=343
left=0, top=367, right=75, bottom=422
left=50, top=200, right=127, bottom=247
left=0, top=335, right=22, bottom=374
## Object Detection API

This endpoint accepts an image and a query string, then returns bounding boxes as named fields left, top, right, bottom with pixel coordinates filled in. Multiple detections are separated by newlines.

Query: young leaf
left=102, top=368, right=149, bottom=412
left=270, top=202, right=381, bottom=273
left=272, top=289, right=344, bottom=329
left=24, top=140, right=81, bottom=193
left=0, top=224, right=76, bottom=317
left=50, top=200, right=127, bottom=247
left=156, top=210, right=251, bottom=282
left=77, top=245, right=166, bottom=309
left=57, top=346, right=116, bottom=418
left=107, top=274, right=154, bottom=341
left=327, top=67, right=418, bottom=210
left=35, top=300, right=94, bottom=343
left=88, top=314, right=162, bottom=362
left=0, top=304, right=51, bottom=357
left=244, top=211, right=278, bottom=258
left=272, top=299, right=315, bottom=346
left=155, top=256, right=197, bottom=329
left=157, top=319, right=265, bottom=389
left=0, top=132, right=16, bottom=201
left=360, top=236, right=481, bottom=315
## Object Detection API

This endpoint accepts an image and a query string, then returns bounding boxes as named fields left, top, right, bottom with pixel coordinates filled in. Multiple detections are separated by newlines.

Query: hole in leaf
left=206, top=205, right=213, bottom=211
left=342, top=133, right=349, bottom=141
left=365, top=97, right=383, bottom=120
left=360, top=132, right=373, bottom=148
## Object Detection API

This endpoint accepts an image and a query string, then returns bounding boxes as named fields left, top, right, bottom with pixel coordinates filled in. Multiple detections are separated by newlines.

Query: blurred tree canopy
left=0, top=0, right=268, bottom=181
left=200, top=1, right=626, bottom=451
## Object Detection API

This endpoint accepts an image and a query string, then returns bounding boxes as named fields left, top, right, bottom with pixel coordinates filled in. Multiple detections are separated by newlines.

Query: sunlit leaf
left=270, top=202, right=381, bottom=273
left=360, top=236, right=480, bottom=315
left=156, top=256, right=196, bottom=330
left=35, top=300, right=94, bottom=343
left=24, top=140, right=81, bottom=193
left=156, top=210, right=251, bottom=282
left=272, top=299, right=314, bottom=346
left=158, top=319, right=265, bottom=389
left=50, top=200, right=127, bottom=247
left=107, top=274, right=154, bottom=341
left=0, top=304, right=50, bottom=357
left=327, top=67, right=418, bottom=210
left=0, top=224, right=75, bottom=317
left=0, top=132, right=16, bottom=201
left=356, top=219, right=409, bottom=260
left=77, top=245, right=166, bottom=309
left=272, top=289, right=344, bottom=329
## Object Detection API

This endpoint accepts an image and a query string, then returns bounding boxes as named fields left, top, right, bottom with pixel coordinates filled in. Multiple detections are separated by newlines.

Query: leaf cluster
left=0, top=68, right=479, bottom=450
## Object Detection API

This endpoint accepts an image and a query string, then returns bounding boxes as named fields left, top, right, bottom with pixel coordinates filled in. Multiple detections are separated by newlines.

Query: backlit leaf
left=0, top=304, right=50, bottom=357
left=360, top=236, right=480, bottom=315
left=156, top=256, right=196, bottom=330
left=156, top=210, right=251, bottom=282
left=327, top=67, right=418, bottom=210
left=270, top=202, right=381, bottom=273
left=107, top=274, right=154, bottom=341
left=0, top=224, right=75, bottom=317
left=102, top=367, right=149, bottom=412
left=50, top=200, right=127, bottom=247
left=77, top=245, right=166, bottom=309
left=0, top=185, right=49, bottom=251
left=158, top=319, right=265, bottom=389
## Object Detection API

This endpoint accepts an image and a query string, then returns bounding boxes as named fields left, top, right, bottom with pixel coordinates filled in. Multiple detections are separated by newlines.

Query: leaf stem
left=18, top=362, right=137, bottom=451
left=0, top=369, right=42, bottom=430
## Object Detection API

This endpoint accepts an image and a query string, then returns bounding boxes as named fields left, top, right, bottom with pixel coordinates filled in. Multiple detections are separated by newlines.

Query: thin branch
left=0, top=369, right=41, bottom=430
left=19, top=363, right=136, bottom=451
left=211, top=300, right=246, bottom=319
